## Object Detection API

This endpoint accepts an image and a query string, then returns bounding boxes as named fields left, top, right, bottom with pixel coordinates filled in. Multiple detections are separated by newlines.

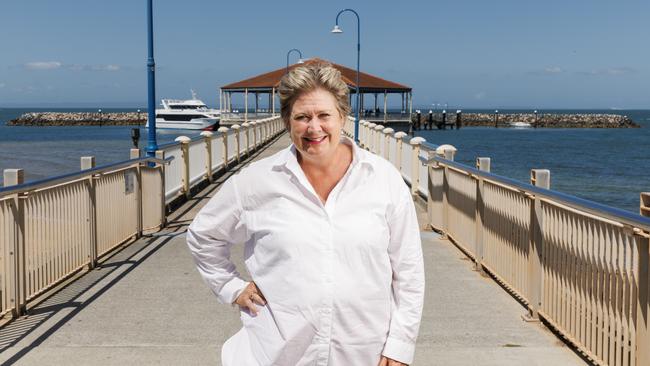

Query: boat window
left=169, top=105, right=202, bottom=110
left=157, top=114, right=210, bottom=121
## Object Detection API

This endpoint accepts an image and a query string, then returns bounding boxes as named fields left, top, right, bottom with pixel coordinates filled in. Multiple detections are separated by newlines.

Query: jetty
left=1, top=116, right=649, bottom=366
left=410, top=111, right=639, bottom=130
left=7, top=112, right=146, bottom=127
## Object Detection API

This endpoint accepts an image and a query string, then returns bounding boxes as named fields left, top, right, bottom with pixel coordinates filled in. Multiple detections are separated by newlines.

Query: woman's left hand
left=378, top=356, right=407, bottom=366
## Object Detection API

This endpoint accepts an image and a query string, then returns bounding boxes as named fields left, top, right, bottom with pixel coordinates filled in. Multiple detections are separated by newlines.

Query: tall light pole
left=331, top=8, right=360, bottom=143
left=286, top=49, right=304, bottom=74
left=145, top=0, right=158, bottom=157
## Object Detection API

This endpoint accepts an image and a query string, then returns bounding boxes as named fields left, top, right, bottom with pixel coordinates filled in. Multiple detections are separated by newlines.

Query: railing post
left=363, top=120, right=370, bottom=147
left=242, top=123, right=251, bottom=156
left=81, top=156, right=98, bottom=269
left=374, top=125, right=384, bottom=155
left=525, top=169, right=550, bottom=321
left=129, top=149, right=143, bottom=238
left=231, top=124, right=241, bottom=163
left=251, top=122, right=258, bottom=150
left=435, top=145, right=456, bottom=237
left=155, top=150, right=167, bottom=227
left=357, top=121, right=364, bottom=146
left=260, top=122, right=268, bottom=143
left=200, top=131, right=213, bottom=182
left=175, top=136, right=191, bottom=198
left=635, top=223, right=650, bottom=366
left=367, top=123, right=376, bottom=152
left=641, top=192, right=650, bottom=217
left=4, top=169, right=26, bottom=316
left=474, top=157, right=490, bottom=273
left=382, top=128, right=394, bottom=161
left=394, top=132, right=407, bottom=171
left=410, top=137, right=426, bottom=196
left=218, top=127, right=229, bottom=168
left=425, top=147, right=437, bottom=229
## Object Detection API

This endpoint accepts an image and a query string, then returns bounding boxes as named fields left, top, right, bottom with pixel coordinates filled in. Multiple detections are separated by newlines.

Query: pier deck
left=0, top=134, right=585, bottom=366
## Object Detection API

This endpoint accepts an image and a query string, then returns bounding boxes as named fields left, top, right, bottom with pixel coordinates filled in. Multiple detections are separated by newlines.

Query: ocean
left=1, top=107, right=648, bottom=213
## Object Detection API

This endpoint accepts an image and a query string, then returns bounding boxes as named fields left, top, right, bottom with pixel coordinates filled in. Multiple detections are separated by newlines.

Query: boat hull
left=146, top=118, right=218, bottom=130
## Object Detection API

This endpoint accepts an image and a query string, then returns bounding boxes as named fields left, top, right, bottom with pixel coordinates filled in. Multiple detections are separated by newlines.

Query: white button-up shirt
left=187, top=137, right=425, bottom=366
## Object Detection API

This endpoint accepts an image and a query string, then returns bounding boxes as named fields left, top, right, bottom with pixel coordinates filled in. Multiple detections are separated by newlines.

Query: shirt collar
left=272, top=135, right=375, bottom=173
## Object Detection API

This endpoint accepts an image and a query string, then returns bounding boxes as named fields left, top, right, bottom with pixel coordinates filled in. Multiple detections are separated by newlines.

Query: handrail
left=0, top=156, right=173, bottom=197
left=424, top=154, right=650, bottom=231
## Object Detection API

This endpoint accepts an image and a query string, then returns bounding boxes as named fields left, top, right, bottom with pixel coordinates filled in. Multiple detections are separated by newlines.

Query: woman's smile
left=303, top=135, right=327, bottom=144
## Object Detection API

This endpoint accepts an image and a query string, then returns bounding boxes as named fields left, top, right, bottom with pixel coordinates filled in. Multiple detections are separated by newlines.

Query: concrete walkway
left=0, top=134, right=586, bottom=365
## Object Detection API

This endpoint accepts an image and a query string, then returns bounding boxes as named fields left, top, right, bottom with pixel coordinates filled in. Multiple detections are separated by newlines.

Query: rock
left=408, top=112, right=640, bottom=128
left=7, top=112, right=148, bottom=126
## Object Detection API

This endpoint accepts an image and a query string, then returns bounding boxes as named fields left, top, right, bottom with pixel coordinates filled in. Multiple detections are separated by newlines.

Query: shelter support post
left=383, top=91, right=388, bottom=123
left=244, top=89, right=248, bottom=123
left=374, top=93, right=378, bottom=114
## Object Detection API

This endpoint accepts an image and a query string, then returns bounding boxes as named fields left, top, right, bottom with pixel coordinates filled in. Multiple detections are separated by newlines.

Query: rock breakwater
left=7, top=112, right=146, bottom=126
left=459, top=113, right=639, bottom=128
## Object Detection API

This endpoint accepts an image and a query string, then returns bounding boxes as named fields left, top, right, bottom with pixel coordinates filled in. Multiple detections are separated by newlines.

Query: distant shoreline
left=7, top=112, right=146, bottom=126
left=456, top=112, right=640, bottom=128
left=5, top=111, right=641, bottom=128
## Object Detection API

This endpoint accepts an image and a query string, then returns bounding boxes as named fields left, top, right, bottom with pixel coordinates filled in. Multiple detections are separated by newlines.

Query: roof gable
left=221, top=57, right=411, bottom=92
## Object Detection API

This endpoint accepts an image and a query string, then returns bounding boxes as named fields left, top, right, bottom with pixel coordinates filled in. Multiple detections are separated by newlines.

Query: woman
left=187, top=62, right=424, bottom=366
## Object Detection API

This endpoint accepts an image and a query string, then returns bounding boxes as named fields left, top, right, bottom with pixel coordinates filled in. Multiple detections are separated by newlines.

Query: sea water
left=1, top=108, right=648, bottom=213
left=413, top=109, right=650, bottom=213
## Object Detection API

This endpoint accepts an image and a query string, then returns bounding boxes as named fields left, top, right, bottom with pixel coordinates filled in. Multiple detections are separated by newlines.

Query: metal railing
left=346, top=118, right=650, bottom=366
left=0, top=156, right=169, bottom=318
left=0, top=115, right=284, bottom=319
left=157, top=116, right=284, bottom=204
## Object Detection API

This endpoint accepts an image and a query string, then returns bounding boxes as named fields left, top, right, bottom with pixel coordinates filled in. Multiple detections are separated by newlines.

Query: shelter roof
left=221, top=57, right=411, bottom=92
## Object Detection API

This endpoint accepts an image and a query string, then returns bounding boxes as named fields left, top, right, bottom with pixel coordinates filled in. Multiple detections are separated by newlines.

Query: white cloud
left=23, top=62, right=121, bottom=72
left=474, top=91, right=486, bottom=100
left=68, top=64, right=121, bottom=72
left=576, top=67, right=635, bottom=76
left=92, top=64, right=120, bottom=71
left=24, top=61, right=62, bottom=70
left=544, top=66, right=563, bottom=74
left=527, top=66, right=564, bottom=76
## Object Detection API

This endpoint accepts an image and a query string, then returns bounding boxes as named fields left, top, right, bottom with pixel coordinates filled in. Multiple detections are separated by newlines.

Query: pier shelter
left=219, top=57, right=412, bottom=124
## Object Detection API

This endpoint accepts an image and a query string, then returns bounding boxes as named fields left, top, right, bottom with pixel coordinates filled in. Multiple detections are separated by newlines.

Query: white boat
left=508, top=121, right=532, bottom=128
left=147, top=90, right=220, bottom=130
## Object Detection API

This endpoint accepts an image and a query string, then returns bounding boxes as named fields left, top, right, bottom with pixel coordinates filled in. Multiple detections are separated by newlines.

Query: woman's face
left=289, top=88, right=344, bottom=165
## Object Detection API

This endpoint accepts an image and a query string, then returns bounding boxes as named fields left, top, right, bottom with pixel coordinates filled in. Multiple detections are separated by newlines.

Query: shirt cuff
left=217, top=276, right=249, bottom=305
left=382, top=336, right=416, bottom=365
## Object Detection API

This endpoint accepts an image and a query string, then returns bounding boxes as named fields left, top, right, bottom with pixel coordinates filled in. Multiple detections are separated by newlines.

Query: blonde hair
left=278, top=61, right=351, bottom=128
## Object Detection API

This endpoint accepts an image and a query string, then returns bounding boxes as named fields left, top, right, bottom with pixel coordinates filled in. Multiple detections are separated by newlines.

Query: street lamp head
left=331, top=25, right=343, bottom=34
left=297, top=58, right=304, bottom=64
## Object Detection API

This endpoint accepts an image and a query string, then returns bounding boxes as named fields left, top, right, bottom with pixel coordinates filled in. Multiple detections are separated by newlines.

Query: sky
left=1, top=0, right=649, bottom=109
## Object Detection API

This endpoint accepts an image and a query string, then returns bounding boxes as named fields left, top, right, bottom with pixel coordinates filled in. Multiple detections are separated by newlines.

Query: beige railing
left=345, top=117, right=650, bottom=366
left=0, top=115, right=284, bottom=320
left=0, top=158, right=166, bottom=318
left=159, top=116, right=284, bottom=204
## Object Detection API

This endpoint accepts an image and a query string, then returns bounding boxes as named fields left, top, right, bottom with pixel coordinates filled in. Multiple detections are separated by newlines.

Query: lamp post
left=286, top=49, right=304, bottom=74
left=331, top=8, right=361, bottom=143
left=145, top=0, right=158, bottom=157
left=534, top=109, right=538, bottom=128
left=98, top=109, right=102, bottom=128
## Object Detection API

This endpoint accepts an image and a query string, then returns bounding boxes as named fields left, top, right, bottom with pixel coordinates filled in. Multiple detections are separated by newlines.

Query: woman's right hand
left=234, top=281, right=267, bottom=316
